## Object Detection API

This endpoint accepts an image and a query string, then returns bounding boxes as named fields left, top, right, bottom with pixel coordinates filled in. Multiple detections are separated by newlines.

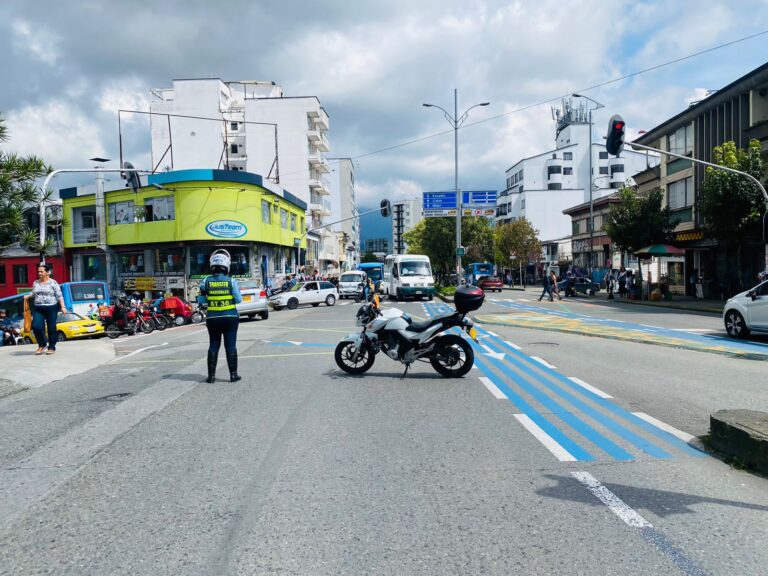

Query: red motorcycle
left=100, top=304, right=155, bottom=338
left=160, top=296, right=195, bottom=326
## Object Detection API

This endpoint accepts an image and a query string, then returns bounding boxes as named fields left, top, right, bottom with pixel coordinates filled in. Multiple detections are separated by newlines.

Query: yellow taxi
left=22, top=312, right=105, bottom=344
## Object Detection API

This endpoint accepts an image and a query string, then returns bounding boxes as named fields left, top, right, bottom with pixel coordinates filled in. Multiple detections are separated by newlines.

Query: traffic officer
left=199, top=249, right=243, bottom=383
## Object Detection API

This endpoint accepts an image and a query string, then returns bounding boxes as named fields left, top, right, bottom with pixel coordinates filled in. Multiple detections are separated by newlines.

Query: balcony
left=72, top=227, right=98, bottom=245
left=310, top=196, right=332, bottom=216
left=307, top=130, right=330, bottom=152
left=308, top=152, right=330, bottom=173
left=313, top=111, right=329, bottom=131
left=309, top=176, right=331, bottom=196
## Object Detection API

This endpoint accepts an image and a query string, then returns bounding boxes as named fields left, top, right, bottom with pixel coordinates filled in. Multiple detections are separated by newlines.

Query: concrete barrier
left=710, top=409, right=768, bottom=474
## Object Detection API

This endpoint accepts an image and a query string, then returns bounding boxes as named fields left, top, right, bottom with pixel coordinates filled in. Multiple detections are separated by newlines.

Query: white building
left=329, top=158, right=359, bottom=269
left=149, top=78, right=340, bottom=273
left=496, top=97, right=657, bottom=242
left=391, top=198, right=423, bottom=254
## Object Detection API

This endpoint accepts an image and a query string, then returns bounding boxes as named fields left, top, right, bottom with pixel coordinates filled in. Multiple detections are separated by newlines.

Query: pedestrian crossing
left=421, top=301, right=706, bottom=463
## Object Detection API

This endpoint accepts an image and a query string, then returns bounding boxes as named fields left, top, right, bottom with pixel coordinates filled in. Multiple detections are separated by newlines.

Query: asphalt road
left=1, top=292, right=766, bottom=575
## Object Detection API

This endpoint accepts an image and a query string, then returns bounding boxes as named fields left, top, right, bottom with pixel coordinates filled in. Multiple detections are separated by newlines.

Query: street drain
left=96, top=392, right=133, bottom=402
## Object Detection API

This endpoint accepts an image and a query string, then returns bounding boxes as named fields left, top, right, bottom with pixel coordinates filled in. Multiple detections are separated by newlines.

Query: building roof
left=504, top=143, right=579, bottom=173
left=634, top=61, right=768, bottom=145
left=562, top=192, right=622, bottom=215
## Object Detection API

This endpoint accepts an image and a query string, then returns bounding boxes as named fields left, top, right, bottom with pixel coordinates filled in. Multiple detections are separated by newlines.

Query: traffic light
left=605, top=115, right=626, bottom=156
left=380, top=199, right=391, bottom=218
left=121, top=161, right=141, bottom=193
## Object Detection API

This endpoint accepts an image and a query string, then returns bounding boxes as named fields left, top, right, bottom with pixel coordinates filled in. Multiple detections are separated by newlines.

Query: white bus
left=382, top=254, right=435, bottom=301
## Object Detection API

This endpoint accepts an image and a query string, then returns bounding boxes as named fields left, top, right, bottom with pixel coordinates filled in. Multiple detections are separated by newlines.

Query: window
left=552, top=153, right=557, bottom=159
left=610, top=182, right=622, bottom=189
left=230, top=144, right=239, bottom=154
left=668, top=124, right=693, bottom=156
left=280, top=208, right=288, bottom=229
left=668, top=177, right=693, bottom=209
left=572, top=221, right=581, bottom=235
left=593, top=214, right=603, bottom=231
left=547, top=165, right=562, bottom=176
left=519, top=186, right=524, bottom=193
left=519, top=169, right=523, bottom=180
left=610, top=164, right=625, bottom=175
left=190, top=246, right=250, bottom=277
left=81, top=255, right=106, bottom=281
left=144, top=197, right=175, bottom=221
left=563, top=152, right=573, bottom=160
left=599, top=151, right=609, bottom=159
left=521, top=199, right=525, bottom=209
left=300, top=217, right=305, bottom=232
left=13, top=265, right=28, bottom=285
left=290, top=213, right=296, bottom=231
left=69, top=283, right=106, bottom=302
left=548, top=183, right=562, bottom=190
left=108, top=201, right=135, bottom=225
left=563, top=167, right=573, bottom=175
left=261, top=200, right=272, bottom=224
left=118, top=252, right=145, bottom=275
left=230, top=122, right=239, bottom=131
left=599, top=166, right=609, bottom=175
left=155, top=248, right=184, bottom=274
left=0, top=265, right=5, bottom=284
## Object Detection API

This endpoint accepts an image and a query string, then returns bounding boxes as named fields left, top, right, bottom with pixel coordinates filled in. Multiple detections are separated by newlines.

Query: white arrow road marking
left=568, top=377, right=613, bottom=399
left=111, top=342, right=168, bottom=363
left=531, top=356, right=556, bottom=369
left=480, top=344, right=505, bottom=360
left=479, top=377, right=507, bottom=399
left=632, top=412, right=696, bottom=442
left=514, top=415, right=576, bottom=461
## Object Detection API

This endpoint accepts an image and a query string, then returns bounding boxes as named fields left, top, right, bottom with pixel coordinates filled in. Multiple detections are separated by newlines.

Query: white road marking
left=504, top=340, right=521, bottom=350
left=531, top=356, right=556, bottom=369
left=514, top=414, right=577, bottom=461
left=479, top=377, right=507, bottom=399
left=632, top=412, right=696, bottom=443
left=189, top=328, right=207, bottom=336
left=287, top=341, right=302, bottom=346
left=673, top=328, right=713, bottom=333
left=474, top=322, right=483, bottom=328
left=486, top=330, right=499, bottom=337
left=480, top=344, right=505, bottom=360
left=111, top=342, right=168, bottom=363
left=640, top=324, right=662, bottom=329
left=568, top=376, right=613, bottom=399
left=570, top=471, right=652, bottom=528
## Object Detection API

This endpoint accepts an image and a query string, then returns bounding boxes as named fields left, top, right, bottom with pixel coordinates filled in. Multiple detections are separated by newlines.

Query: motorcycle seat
left=406, top=313, right=455, bottom=333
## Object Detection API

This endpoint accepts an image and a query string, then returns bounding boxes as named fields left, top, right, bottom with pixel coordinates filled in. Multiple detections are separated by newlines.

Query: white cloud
left=98, top=77, right=151, bottom=119
left=11, top=19, right=61, bottom=66
left=4, top=100, right=108, bottom=169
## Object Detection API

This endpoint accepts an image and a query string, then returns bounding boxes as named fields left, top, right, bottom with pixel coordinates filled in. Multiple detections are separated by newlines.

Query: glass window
left=108, top=201, right=135, bottom=225
left=547, top=165, right=562, bottom=176
left=118, top=252, right=146, bottom=275
left=155, top=248, right=184, bottom=274
left=304, top=282, right=318, bottom=291
left=320, top=282, right=335, bottom=290
left=69, top=283, right=106, bottom=301
left=610, top=164, right=625, bottom=175
left=563, top=167, right=573, bottom=175
left=521, top=199, right=525, bottom=209
left=13, top=265, right=28, bottom=285
left=519, top=169, right=523, bottom=180
left=599, top=166, right=609, bottom=175
left=563, top=152, right=573, bottom=160
left=81, top=255, right=106, bottom=281
left=189, top=246, right=250, bottom=277
left=57, top=312, right=83, bottom=323
left=668, top=124, right=693, bottom=156
left=280, top=208, right=288, bottom=229
left=261, top=200, right=271, bottom=224
left=290, top=213, right=296, bottom=231
left=610, top=182, right=622, bottom=189
left=668, top=176, right=693, bottom=209
left=230, top=122, right=239, bottom=131
left=548, top=183, right=562, bottom=190
left=0, top=265, right=5, bottom=284
left=230, top=144, right=239, bottom=154
left=599, top=151, right=609, bottom=159
left=144, top=197, right=175, bottom=222
left=399, top=261, right=431, bottom=276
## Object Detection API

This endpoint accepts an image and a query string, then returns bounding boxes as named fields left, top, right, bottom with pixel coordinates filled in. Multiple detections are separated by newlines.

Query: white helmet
left=209, top=249, right=231, bottom=274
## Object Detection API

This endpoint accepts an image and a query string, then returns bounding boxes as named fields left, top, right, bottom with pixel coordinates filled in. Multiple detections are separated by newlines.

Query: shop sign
left=205, top=220, right=247, bottom=238
left=123, top=277, right=166, bottom=291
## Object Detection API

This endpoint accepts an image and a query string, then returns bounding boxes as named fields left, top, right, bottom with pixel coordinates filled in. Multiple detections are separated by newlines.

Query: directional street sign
left=423, top=190, right=497, bottom=218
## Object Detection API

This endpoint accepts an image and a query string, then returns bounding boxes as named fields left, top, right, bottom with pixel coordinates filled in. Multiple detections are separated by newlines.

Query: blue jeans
left=206, top=316, right=239, bottom=375
left=32, top=304, right=59, bottom=350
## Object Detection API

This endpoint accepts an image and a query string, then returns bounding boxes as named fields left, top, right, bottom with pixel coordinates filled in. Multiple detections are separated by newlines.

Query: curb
left=611, top=298, right=722, bottom=315
left=710, top=409, right=768, bottom=474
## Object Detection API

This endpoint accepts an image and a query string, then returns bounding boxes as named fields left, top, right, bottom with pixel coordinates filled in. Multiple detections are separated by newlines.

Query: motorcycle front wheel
left=105, top=323, right=121, bottom=339
left=334, top=341, right=375, bottom=375
left=430, top=334, right=474, bottom=378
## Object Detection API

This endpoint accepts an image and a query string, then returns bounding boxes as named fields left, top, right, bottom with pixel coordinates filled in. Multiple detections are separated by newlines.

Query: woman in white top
left=23, top=263, right=67, bottom=355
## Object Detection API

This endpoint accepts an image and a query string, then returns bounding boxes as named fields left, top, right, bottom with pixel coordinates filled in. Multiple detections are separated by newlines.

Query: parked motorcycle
left=2, top=323, right=22, bottom=346
left=335, top=286, right=484, bottom=378
left=190, top=303, right=207, bottom=324
left=101, top=305, right=154, bottom=339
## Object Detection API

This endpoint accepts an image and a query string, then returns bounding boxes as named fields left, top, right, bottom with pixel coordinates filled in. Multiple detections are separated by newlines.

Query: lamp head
left=480, top=102, right=490, bottom=106
left=422, top=103, right=433, bottom=108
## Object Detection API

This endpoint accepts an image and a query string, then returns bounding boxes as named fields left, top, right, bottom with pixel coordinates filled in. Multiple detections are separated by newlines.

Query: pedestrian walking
left=23, top=263, right=67, bottom=355
left=604, top=269, right=615, bottom=300
left=199, top=249, right=243, bottom=383
left=618, top=267, right=627, bottom=298
left=550, top=270, right=562, bottom=300
left=538, top=272, right=554, bottom=301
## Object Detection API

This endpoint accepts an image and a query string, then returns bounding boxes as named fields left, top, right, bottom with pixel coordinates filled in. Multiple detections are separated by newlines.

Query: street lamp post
left=572, top=93, right=604, bottom=275
left=423, top=90, right=489, bottom=282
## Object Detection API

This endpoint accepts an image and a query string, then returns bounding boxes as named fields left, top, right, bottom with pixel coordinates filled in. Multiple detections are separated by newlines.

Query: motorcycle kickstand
left=400, top=363, right=411, bottom=380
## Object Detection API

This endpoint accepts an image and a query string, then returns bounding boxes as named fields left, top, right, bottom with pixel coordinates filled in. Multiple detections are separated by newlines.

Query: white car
left=235, top=279, right=269, bottom=320
left=338, top=271, right=365, bottom=299
left=723, top=280, right=768, bottom=338
left=270, top=281, right=338, bottom=310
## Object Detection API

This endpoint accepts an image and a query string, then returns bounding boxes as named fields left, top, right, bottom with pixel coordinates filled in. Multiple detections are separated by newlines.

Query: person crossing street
left=199, top=249, right=243, bottom=383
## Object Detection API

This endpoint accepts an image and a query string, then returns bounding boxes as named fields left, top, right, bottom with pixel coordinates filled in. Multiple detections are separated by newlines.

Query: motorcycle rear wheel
left=430, top=334, right=474, bottom=378
left=106, top=323, right=121, bottom=339
left=334, top=341, right=375, bottom=375
left=140, top=320, right=154, bottom=334
left=154, top=316, right=169, bottom=330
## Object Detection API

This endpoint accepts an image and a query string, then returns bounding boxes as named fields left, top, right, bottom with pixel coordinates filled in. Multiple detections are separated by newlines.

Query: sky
left=1, top=0, right=768, bottom=243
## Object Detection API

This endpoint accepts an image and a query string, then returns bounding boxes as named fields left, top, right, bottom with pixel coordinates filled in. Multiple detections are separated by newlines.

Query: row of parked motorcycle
left=98, top=301, right=207, bottom=339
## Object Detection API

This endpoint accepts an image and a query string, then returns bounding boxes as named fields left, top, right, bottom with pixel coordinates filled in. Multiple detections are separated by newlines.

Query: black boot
left=226, top=349, right=241, bottom=382
left=206, top=351, right=217, bottom=383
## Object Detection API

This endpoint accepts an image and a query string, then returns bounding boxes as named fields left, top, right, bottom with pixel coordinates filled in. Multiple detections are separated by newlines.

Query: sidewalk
left=0, top=339, right=115, bottom=398
left=594, top=294, right=723, bottom=314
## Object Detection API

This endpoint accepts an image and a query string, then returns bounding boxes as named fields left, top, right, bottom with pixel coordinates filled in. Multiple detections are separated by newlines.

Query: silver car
left=235, top=279, right=269, bottom=320
left=338, top=271, right=365, bottom=299
left=723, top=280, right=768, bottom=338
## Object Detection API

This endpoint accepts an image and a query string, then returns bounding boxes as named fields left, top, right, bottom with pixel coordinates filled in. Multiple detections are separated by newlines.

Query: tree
left=462, top=216, right=495, bottom=263
left=361, top=250, right=378, bottom=263
left=493, top=218, right=541, bottom=280
left=0, top=113, right=51, bottom=254
left=605, top=187, right=677, bottom=256
left=700, top=139, right=766, bottom=286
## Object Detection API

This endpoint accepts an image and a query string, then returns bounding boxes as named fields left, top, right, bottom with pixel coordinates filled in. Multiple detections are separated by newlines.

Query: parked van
left=338, top=270, right=366, bottom=299
left=382, top=254, right=435, bottom=301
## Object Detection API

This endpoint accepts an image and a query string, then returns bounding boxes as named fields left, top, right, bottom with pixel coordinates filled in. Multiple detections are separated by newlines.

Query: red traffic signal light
left=605, top=115, right=626, bottom=156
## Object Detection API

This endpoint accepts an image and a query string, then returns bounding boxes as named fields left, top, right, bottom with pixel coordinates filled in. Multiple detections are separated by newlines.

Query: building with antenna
left=496, top=96, right=655, bottom=245
left=149, top=79, right=340, bottom=274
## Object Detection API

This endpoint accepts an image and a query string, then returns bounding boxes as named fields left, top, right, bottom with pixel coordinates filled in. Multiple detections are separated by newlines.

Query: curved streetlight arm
left=457, top=102, right=491, bottom=127
left=423, top=103, right=455, bottom=125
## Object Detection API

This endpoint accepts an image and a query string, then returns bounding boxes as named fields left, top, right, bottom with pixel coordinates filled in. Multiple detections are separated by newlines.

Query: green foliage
left=493, top=218, right=541, bottom=269
left=361, top=250, right=378, bottom=263
left=605, top=187, right=677, bottom=254
left=437, top=285, right=456, bottom=296
left=700, top=139, right=765, bottom=246
left=403, top=216, right=495, bottom=281
left=0, top=113, right=51, bottom=253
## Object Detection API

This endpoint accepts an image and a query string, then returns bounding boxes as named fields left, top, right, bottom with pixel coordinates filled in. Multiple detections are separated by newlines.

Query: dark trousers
left=538, top=285, right=553, bottom=301
left=32, top=304, right=59, bottom=350
left=206, top=316, right=239, bottom=375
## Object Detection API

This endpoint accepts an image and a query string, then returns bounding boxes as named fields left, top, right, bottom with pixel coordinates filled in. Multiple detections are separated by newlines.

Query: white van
left=338, top=270, right=366, bottom=299
left=383, top=254, right=435, bottom=301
